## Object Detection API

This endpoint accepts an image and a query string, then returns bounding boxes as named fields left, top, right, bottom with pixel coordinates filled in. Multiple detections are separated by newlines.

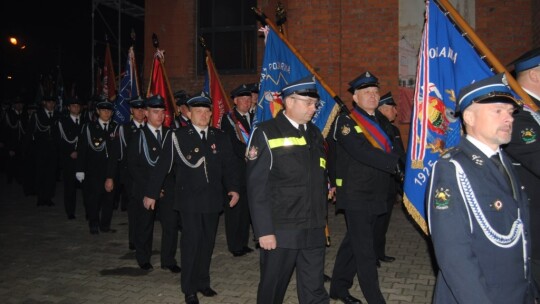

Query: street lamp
left=9, top=36, right=26, bottom=49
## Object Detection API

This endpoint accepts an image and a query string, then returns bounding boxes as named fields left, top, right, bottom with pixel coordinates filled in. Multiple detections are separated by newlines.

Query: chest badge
left=341, top=125, right=350, bottom=136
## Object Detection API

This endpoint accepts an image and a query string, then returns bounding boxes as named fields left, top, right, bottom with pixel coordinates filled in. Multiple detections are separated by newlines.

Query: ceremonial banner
left=102, top=42, right=117, bottom=101
left=403, top=0, right=493, bottom=234
left=114, top=47, right=140, bottom=124
left=55, top=66, right=64, bottom=109
left=203, top=52, right=231, bottom=128
left=148, top=50, right=176, bottom=128
left=255, top=27, right=338, bottom=135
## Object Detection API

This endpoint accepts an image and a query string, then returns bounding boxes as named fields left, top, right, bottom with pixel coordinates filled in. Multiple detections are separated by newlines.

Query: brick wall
left=144, top=0, right=538, bottom=106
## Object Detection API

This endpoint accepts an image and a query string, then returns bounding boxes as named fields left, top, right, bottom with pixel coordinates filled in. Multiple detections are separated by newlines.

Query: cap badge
left=341, top=125, right=351, bottom=136
left=521, top=128, right=537, bottom=144
left=366, top=72, right=371, bottom=77
left=502, top=74, right=509, bottom=86
left=434, top=188, right=451, bottom=210
left=247, top=145, right=259, bottom=160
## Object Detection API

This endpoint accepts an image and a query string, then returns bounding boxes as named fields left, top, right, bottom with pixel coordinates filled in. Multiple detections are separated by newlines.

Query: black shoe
left=161, top=265, right=181, bottom=273
left=198, top=287, right=217, bottom=297
left=67, top=215, right=76, bottom=220
left=242, top=246, right=254, bottom=253
left=330, top=294, right=363, bottom=304
left=129, top=242, right=136, bottom=251
left=185, top=293, right=199, bottom=304
left=139, top=263, right=153, bottom=270
left=379, top=255, right=396, bottom=263
left=100, top=228, right=117, bottom=233
left=231, top=250, right=247, bottom=257
left=324, top=274, right=332, bottom=282
left=255, top=242, right=260, bottom=249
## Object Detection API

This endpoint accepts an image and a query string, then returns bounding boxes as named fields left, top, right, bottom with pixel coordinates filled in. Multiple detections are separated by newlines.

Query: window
left=198, top=0, right=258, bottom=74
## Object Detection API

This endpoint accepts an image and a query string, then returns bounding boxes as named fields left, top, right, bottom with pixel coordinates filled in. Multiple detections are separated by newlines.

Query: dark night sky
left=1, top=0, right=144, bottom=102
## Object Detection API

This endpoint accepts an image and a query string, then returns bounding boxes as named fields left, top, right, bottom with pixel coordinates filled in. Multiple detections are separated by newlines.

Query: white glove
left=76, top=172, right=85, bottom=183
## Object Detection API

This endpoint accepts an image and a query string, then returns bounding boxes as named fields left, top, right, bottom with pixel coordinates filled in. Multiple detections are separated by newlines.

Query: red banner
left=148, top=52, right=175, bottom=127
left=205, top=54, right=231, bottom=128
left=102, top=43, right=117, bottom=101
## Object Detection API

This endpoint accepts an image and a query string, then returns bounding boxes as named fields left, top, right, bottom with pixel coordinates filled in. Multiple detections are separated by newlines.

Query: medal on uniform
left=490, top=200, right=503, bottom=211
left=194, top=148, right=199, bottom=153
left=247, top=146, right=258, bottom=160
left=341, top=125, right=350, bottom=136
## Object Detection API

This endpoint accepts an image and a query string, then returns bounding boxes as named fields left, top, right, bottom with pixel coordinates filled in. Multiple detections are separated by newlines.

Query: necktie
left=201, top=130, right=207, bottom=143
left=490, top=153, right=511, bottom=188
left=48, top=112, right=53, bottom=119
left=103, top=123, right=108, bottom=131
left=75, top=118, right=79, bottom=125
left=300, top=124, right=310, bottom=146
left=243, top=115, right=250, bottom=127
left=156, top=129, right=162, bottom=145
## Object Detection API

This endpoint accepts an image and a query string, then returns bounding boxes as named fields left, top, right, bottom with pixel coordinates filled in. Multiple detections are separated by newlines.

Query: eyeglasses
left=292, top=96, right=321, bottom=108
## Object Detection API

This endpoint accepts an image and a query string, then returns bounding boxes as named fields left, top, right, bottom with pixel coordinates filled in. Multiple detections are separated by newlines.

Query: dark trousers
left=35, top=149, right=57, bottom=201
left=224, top=189, right=251, bottom=252
left=330, top=210, right=386, bottom=304
left=127, top=197, right=136, bottom=247
left=62, top=157, right=78, bottom=217
left=180, top=212, right=219, bottom=295
left=374, top=197, right=395, bottom=259
left=83, top=179, right=114, bottom=231
left=133, top=195, right=155, bottom=265
left=156, top=194, right=180, bottom=266
left=6, top=152, right=23, bottom=184
left=257, top=246, right=328, bottom=304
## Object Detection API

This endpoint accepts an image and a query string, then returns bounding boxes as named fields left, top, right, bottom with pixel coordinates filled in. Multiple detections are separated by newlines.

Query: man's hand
left=143, top=196, right=156, bottom=210
left=328, top=187, right=337, bottom=202
left=259, top=235, right=277, bottom=250
left=75, top=172, right=85, bottom=183
left=70, top=151, right=77, bottom=159
left=104, top=178, right=114, bottom=192
left=228, top=191, right=240, bottom=208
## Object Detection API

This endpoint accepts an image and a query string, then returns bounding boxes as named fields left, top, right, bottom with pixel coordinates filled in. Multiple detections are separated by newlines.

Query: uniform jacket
left=3, top=108, right=28, bottom=154
left=331, top=106, right=399, bottom=214
left=246, top=111, right=327, bottom=249
left=428, top=137, right=534, bottom=304
left=117, top=120, right=143, bottom=183
left=127, top=125, right=174, bottom=200
left=76, top=120, right=119, bottom=181
left=57, top=115, right=85, bottom=163
left=27, top=108, right=60, bottom=150
left=220, top=108, right=252, bottom=188
left=504, top=94, right=540, bottom=260
left=145, top=124, right=239, bottom=213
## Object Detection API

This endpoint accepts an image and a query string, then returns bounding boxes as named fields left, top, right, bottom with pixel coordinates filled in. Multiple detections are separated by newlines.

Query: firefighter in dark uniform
left=220, top=84, right=254, bottom=257
left=428, top=73, right=536, bottom=303
left=329, top=72, right=400, bottom=304
left=58, top=97, right=86, bottom=219
left=246, top=75, right=329, bottom=304
left=505, top=48, right=540, bottom=292
left=118, top=96, right=146, bottom=250
left=28, top=95, right=60, bottom=206
left=143, top=94, right=239, bottom=304
left=174, top=90, right=191, bottom=128
left=3, top=96, right=28, bottom=184
left=373, top=91, right=406, bottom=266
left=76, top=99, right=119, bottom=234
left=127, top=95, right=181, bottom=273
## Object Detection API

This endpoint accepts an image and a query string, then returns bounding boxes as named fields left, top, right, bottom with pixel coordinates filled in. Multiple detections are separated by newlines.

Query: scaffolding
left=91, top=0, right=144, bottom=94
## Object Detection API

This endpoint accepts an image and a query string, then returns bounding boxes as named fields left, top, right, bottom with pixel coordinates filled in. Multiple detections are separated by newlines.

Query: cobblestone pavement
left=0, top=179, right=436, bottom=303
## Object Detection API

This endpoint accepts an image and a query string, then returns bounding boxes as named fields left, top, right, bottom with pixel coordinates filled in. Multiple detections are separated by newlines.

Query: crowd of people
left=2, top=48, right=540, bottom=304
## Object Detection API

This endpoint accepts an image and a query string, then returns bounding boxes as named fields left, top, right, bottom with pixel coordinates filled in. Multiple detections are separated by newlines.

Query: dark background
left=1, top=0, right=144, bottom=103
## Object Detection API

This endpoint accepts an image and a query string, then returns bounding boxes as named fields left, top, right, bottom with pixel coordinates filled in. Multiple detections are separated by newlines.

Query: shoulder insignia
left=434, top=188, right=451, bottom=210
left=471, top=154, right=484, bottom=166
left=341, top=125, right=351, bottom=136
left=247, top=145, right=258, bottom=160
left=490, top=200, right=503, bottom=211
left=521, top=128, right=537, bottom=144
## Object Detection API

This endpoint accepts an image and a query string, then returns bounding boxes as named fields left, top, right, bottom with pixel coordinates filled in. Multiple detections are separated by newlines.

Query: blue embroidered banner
left=403, top=0, right=493, bottom=234
left=114, top=47, right=139, bottom=124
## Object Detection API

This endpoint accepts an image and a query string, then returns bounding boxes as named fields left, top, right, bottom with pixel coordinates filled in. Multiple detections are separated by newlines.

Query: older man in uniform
left=76, top=99, right=119, bottom=234
left=506, top=48, right=540, bottom=291
left=58, top=97, right=86, bottom=219
left=329, top=72, right=401, bottom=304
left=427, top=73, right=535, bottom=303
left=143, top=94, right=239, bottom=304
left=220, top=84, right=254, bottom=257
left=247, top=75, right=330, bottom=304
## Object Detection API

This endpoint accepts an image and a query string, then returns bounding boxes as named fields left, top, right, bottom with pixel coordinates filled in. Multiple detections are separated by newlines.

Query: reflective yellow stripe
left=354, top=126, right=362, bottom=133
left=268, top=137, right=307, bottom=149
left=320, top=158, right=326, bottom=169
left=336, top=179, right=342, bottom=187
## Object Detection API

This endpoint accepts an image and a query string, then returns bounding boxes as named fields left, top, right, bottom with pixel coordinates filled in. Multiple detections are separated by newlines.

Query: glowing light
left=9, top=37, right=18, bottom=45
